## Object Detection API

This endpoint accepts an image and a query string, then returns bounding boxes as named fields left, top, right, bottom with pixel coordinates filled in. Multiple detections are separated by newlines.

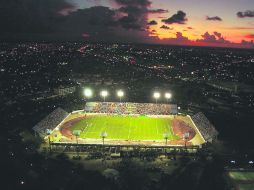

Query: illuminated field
left=71, top=115, right=178, bottom=141
left=51, top=112, right=205, bottom=146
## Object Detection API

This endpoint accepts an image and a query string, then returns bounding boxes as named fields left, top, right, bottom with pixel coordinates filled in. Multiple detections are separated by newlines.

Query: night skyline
left=1, top=0, right=254, bottom=48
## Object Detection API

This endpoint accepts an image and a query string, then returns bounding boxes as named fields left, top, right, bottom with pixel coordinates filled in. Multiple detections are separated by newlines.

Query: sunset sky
left=1, top=0, right=254, bottom=48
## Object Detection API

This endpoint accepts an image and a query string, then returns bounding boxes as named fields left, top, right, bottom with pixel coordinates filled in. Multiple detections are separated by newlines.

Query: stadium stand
left=191, top=112, right=218, bottom=142
left=84, top=102, right=178, bottom=115
left=33, top=107, right=69, bottom=138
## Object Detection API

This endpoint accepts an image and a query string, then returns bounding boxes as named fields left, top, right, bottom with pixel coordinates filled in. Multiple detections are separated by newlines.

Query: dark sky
left=1, top=0, right=254, bottom=48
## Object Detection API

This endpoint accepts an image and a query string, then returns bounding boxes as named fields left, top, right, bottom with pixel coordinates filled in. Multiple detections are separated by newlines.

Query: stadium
left=33, top=101, right=218, bottom=151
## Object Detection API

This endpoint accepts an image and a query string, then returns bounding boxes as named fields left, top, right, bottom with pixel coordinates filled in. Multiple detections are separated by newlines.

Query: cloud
left=0, top=0, right=155, bottom=42
left=175, top=32, right=189, bottom=41
left=118, top=15, right=141, bottom=29
left=241, top=39, right=254, bottom=45
left=115, top=0, right=152, bottom=30
left=245, top=34, right=254, bottom=38
left=58, top=5, right=76, bottom=15
left=118, top=5, right=145, bottom=15
left=241, top=39, right=254, bottom=48
left=147, top=20, right=157, bottom=25
left=226, top=27, right=254, bottom=30
left=114, top=0, right=151, bottom=6
left=157, top=16, right=167, bottom=19
left=148, top=9, right=168, bottom=14
left=162, top=10, right=187, bottom=25
left=1, top=0, right=253, bottom=48
left=160, top=25, right=172, bottom=30
left=206, top=16, right=222, bottom=21
left=237, top=10, right=254, bottom=18
left=197, top=31, right=230, bottom=43
left=0, top=0, right=73, bottom=33
left=57, top=6, right=118, bottom=37
left=214, top=31, right=222, bottom=38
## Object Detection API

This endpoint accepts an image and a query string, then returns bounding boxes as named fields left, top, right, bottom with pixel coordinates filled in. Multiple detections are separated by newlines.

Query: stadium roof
left=33, top=107, right=69, bottom=138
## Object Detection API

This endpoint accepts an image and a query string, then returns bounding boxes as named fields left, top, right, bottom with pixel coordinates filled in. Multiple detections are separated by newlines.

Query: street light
left=117, top=90, right=124, bottom=102
left=100, top=90, right=108, bottom=102
left=84, top=88, right=92, bottom=98
left=165, top=92, right=172, bottom=103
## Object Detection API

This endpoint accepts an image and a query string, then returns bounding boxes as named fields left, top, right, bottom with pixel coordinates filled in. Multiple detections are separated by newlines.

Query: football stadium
left=33, top=101, right=218, bottom=150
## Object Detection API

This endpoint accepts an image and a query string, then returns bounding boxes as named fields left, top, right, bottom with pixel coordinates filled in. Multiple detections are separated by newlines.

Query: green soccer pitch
left=229, top=171, right=254, bottom=181
left=71, top=114, right=179, bottom=141
left=228, top=171, right=254, bottom=190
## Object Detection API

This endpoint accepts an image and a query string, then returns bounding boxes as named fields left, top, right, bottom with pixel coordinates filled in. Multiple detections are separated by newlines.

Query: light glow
left=84, top=88, right=92, bottom=98
left=153, top=92, right=161, bottom=99
left=117, top=90, right=124, bottom=97
left=165, top=92, right=172, bottom=99
left=101, top=90, right=108, bottom=97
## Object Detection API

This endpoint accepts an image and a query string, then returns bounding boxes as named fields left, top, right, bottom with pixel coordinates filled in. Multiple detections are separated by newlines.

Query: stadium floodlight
left=100, top=90, right=108, bottom=102
left=165, top=92, right=172, bottom=103
left=46, top=129, right=52, bottom=135
left=46, top=129, right=52, bottom=153
left=153, top=92, right=160, bottom=104
left=163, top=133, right=169, bottom=145
left=84, top=88, right=93, bottom=98
left=73, top=130, right=81, bottom=158
left=117, top=90, right=124, bottom=102
left=183, top=132, right=190, bottom=148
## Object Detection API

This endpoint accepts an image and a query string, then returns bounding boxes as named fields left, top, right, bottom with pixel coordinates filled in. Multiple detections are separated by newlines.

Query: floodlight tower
left=183, top=132, right=190, bottom=150
left=100, top=90, right=108, bottom=102
left=100, top=131, right=108, bottom=159
left=163, top=133, right=169, bottom=155
left=163, top=133, right=169, bottom=145
left=73, top=130, right=81, bottom=158
left=153, top=92, right=161, bottom=104
left=46, top=129, right=52, bottom=153
left=165, top=92, right=172, bottom=103
left=84, top=88, right=93, bottom=99
left=101, top=131, right=108, bottom=145
left=117, top=90, right=124, bottom=103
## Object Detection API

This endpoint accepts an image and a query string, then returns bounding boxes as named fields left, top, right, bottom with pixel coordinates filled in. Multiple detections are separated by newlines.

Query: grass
left=238, top=184, right=254, bottom=190
left=71, top=114, right=179, bottom=141
left=229, top=171, right=254, bottom=181
left=228, top=171, right=254, bottom=190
